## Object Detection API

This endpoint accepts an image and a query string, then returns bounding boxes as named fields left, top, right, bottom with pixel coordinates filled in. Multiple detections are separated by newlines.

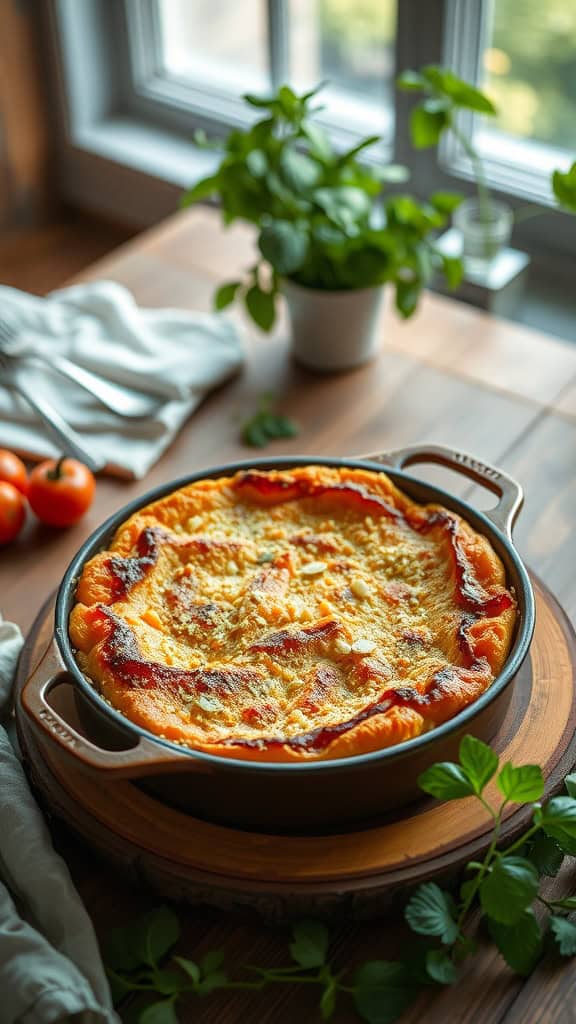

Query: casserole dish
left=21, top=444, right=535, bottom=831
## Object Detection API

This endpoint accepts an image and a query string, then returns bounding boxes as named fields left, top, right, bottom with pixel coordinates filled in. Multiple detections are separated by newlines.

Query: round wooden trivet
left=14, top=577, right=576, bottom=919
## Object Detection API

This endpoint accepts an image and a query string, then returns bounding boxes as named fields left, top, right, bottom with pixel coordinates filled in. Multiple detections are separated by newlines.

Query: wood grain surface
left=3, top=207, right=576, bottom=1022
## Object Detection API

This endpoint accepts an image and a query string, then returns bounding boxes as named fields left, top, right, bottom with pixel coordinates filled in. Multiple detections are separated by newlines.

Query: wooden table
left=3, top=208, right=576, bottom=1022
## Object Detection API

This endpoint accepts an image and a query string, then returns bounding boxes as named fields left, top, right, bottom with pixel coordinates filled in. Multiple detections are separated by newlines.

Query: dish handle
left=363, top=443, right=523, bottom=540
left=20, top=639, right=209, bottom=777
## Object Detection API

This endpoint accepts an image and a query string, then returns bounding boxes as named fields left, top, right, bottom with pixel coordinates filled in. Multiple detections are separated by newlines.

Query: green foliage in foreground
left=105, top=735, right=576, bottom=1022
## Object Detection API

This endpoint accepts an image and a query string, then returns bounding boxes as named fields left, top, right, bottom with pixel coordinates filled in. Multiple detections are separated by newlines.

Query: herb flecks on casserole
left=69, top=466, right=516, bottom=762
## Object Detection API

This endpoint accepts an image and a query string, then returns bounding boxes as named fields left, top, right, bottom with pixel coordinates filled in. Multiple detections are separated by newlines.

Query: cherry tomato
left=0, top=481, right=26, bottom=543
left=0, top=449, right=28, bottom=495
left=28, top=457, right=95, bottom=527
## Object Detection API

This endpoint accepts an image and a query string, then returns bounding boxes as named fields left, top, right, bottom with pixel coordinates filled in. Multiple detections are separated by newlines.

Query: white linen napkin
left=0, top=614, right=117, bottom=1023
left=0, top=281, right=244, bottom=479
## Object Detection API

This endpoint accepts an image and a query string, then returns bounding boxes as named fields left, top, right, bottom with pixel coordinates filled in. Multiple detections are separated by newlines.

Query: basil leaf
left=425, top=948, right=457, bottom=985
left=302, top=121, right=332, bottom=162
left=551, top=897, right=576, bottom=911
left=289, top=920, right=329, bottom=968
left=279, top=146, right=321, bottom=192
left=259, top=220, right=308, bottom=275
left=173, top=956, right=200, bottom=984
left=552, top=163, right=576, bottom=214
left=440, top=254, right=464, bottom=289
left=152, top=967, right=186, bottom=995
left=246, top=149, right=268, bottom=178
left=410, top=105, right=449, bottom=149
left=497, top=762, right=544, bottom=802
left=421, top=66, right=496, bottom=114
left=430, top=191, right=463, bottom=214
left=121, top=907, right=180, bottom=969
left=139, top=1000, right=179, bottom=1024
left=405, top=883, right=459, bottom=944
left=459, top=735, right=499, bottom=794
left=488, top=908, right=543, bottom=975
left=352, top=962, right=414, bottom=1024
left=201, top=950, right=225, bottom=974
left=214, top=281, right=241, bottom=311
left=528, top=832, right=564, bottom=877
left=479, top=857, right=539, bottom=924
left=244, top=284, right=276, bottom=332
left=180, top=173, right=220, bottom=208
left=541, top=796, right=576, bottom=845
left=197, top=970, right=228, bottom=995
left=549, top=916, right=576, bottom=956
left=395, top=279, right=421, bottom=319
left=418, top=762, right=476, bottom=800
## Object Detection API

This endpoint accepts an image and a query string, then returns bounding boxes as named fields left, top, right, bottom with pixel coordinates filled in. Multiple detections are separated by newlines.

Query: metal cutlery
left=0, top=353, right=105, bottom=473
left=0, top=316, right=163, bottom=419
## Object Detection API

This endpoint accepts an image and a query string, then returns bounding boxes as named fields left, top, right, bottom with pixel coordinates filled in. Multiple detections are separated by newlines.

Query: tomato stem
left=47, top=455, right=67, bottom=482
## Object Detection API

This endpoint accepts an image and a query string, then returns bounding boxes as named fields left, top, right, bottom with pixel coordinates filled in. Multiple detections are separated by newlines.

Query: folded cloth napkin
left=0, top=280, right=244, bottom=478
left=0, top=614, right=117, bottom=1023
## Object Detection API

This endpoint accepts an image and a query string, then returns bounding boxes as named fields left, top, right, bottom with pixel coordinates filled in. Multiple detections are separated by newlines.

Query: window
left=46, top=0, right=576, bottom=262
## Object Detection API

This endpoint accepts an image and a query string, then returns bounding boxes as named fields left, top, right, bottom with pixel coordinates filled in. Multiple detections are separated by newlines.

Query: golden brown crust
left=69, top=466, right=516, bottom=761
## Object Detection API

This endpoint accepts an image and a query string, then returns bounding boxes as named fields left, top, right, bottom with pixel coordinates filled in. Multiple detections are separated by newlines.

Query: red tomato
left=28, top=457, right=96, bottom=527
left=0, top=481, right=26, bottom=543
left=0, top=449, right=28, bottom=495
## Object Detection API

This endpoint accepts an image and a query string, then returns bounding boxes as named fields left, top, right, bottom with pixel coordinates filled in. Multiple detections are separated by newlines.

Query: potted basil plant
left=182, top=84, right=462, bottom=372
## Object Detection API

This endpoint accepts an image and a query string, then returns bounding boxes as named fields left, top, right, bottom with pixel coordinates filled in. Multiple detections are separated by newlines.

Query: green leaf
left=313, top=187, right=371, bottom=231
left=243, top=92, right=276, bottom=109
left=488, top=908, right=543, bottom=975
left=173, top=956, right=200, bottom=984
left=551, top=897, right=576, bottom=911
left=139, top=1000, right=179, bottom=1024
left=421, top=66, right=497, bottom=115
left=244, top=284, right=276, bottom=332
left=395, top=279, right=421, bottom=319
left=103, top=927, right=144, bottom=972
left=375, top=163, right=410, bottom=184
left=549, top=916, right=576, bottom=956
left=430, top=191, right=463, bottom=214
left=289, top=920, right=329, bottom=968
left=418, top=762, right=475, bottom=801
left=180, top=174, right=220, bottom=208
left=214, top=281, right=242, bottom=311
left=136, top=908, right=180, bottom=968
left=410, top=104, right=449, bottom=148
left=259, top=221, right=308, bottom=275
left=201, top=950, right=225, bottom=975
left=497, top=763, right=544, bottom=803
left=459, top=735, right=499, bottom=794
left=338, top=135, right=382, bottom=165
left=396, top=70, right=426, bottom=91
left=279, top=146, right=321, bottom=192
left=197, top=970, right=228, bottom=995
left=439, top=254, right=463, bottom=289
left=242, top=419, right=269, bottom=447
left=404, top=883, right=459, bottom=944
left=565, top=774, right=576, bottom=798
left=541, top=796, right=576, bottom=846
left=246, top=149, right=268, bottom=178
left=259, top=412, right=299, bottom=439
left=528, top=832, right=564, bottom=877
left=479, top=857, right=539, bottom=924
left=302, top=122, right=332, bottom=162
left=425, top=948, right=457, bottom=985
left=153, top=967, right=186, bottom=996
left=320, top=978, right=337, bottom=1019
left=352, top=962, right=414, bottom=1024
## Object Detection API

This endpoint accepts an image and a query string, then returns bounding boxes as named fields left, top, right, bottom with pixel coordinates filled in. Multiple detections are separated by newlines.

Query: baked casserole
left=69, top=466, right=516, bottom=762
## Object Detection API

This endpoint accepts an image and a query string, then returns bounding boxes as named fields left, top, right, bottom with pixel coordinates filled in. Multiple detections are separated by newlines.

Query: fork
left=0, top=316, right=163, bottom=419
left=0, top=353, right=105, bottom=473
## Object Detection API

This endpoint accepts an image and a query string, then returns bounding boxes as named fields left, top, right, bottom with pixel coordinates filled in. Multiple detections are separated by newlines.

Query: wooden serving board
left=14, top=577, right=576, bottom=919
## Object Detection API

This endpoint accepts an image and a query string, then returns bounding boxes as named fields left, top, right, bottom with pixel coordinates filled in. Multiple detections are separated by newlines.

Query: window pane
left=481, top=0, right=576, bottom=152
left=157, top=0, right=269, bottom=94
left=289, top=0, right=397, bottom=139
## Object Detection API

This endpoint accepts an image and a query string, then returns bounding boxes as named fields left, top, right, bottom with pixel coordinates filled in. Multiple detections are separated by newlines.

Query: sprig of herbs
left=182, top=82, right=463, bottom=328
left=240, top=393, right=299, bottom=448
left=105, top=736, right=576, bottom=1023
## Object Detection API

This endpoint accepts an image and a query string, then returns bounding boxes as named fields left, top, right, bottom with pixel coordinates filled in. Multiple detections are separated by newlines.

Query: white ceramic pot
left=283, top=279, right=386, bottom=373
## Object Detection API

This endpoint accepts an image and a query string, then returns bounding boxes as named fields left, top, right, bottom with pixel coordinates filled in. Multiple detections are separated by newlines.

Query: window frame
left=44, top=0, right=576, bottom=268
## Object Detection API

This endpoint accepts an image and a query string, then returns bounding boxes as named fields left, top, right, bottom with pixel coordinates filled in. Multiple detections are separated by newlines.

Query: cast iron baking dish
left=21, top=444, right=535, bottom=832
